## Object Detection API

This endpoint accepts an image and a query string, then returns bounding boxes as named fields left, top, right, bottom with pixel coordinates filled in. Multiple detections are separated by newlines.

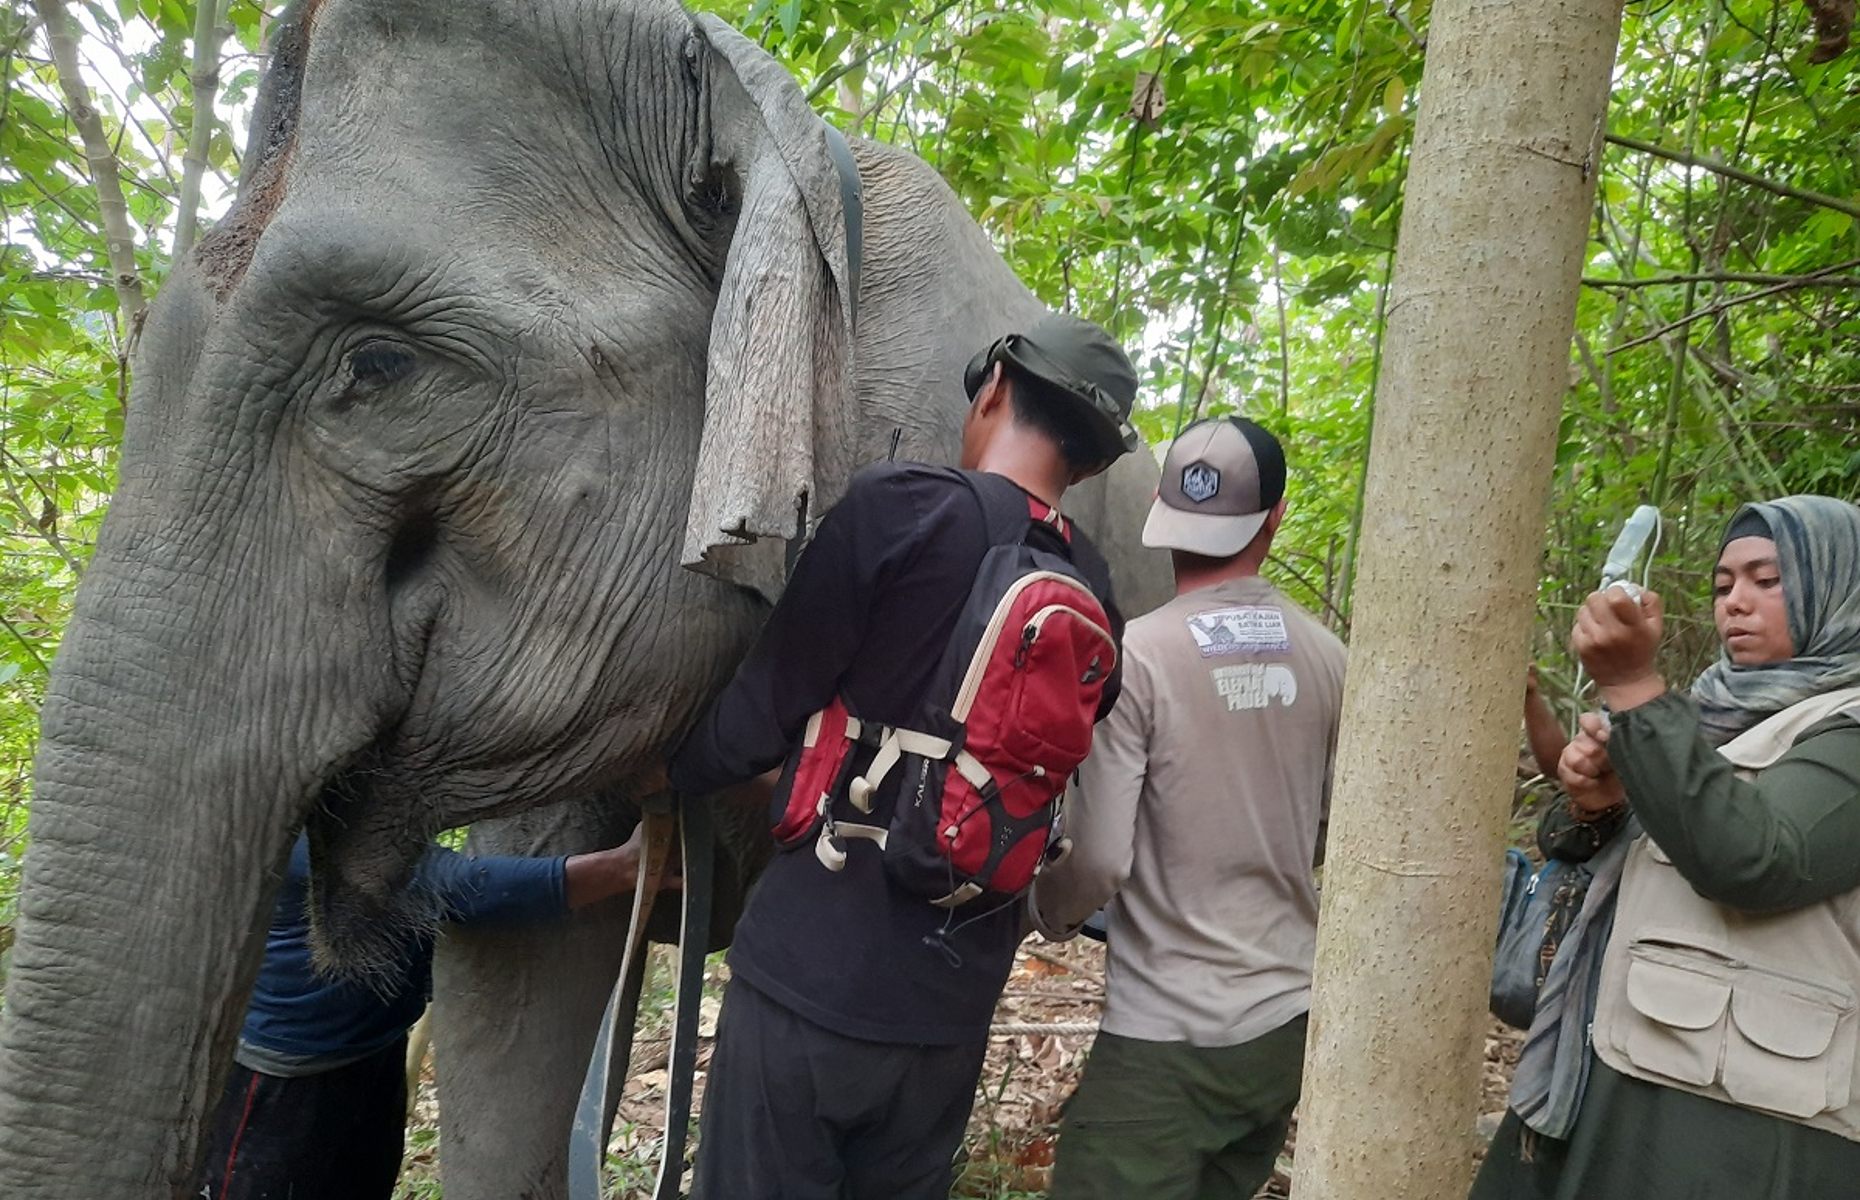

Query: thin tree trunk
left=1334, top=231, right=1397, bottom=622
left=33, top=0, right=146, bottom=330
left=1650, top=27, right=1710, bottom=511
left=1188, top=210, right=1248, bottom=424
left=173, top=0, right=229, bottom=263
left=1291, top=0, right=1624, bottom=1195
left=1273, top=243, right=1290, bottom=419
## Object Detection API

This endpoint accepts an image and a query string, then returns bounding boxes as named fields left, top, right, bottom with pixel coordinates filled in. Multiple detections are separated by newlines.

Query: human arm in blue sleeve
left=418, top=845, right=568, bottom=925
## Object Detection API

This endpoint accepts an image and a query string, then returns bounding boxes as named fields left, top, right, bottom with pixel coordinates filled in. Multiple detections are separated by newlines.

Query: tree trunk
left=33, top=0, right=146, bottom=330
left=173, top=0, right=229, bottom=263
left=1290, top=0, right=1624, bottom=1196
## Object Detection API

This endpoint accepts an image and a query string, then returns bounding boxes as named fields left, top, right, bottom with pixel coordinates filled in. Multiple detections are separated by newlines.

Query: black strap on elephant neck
left=567, top=796, right=715, bottom=1200
left=822, top=121, right=863, bottom=330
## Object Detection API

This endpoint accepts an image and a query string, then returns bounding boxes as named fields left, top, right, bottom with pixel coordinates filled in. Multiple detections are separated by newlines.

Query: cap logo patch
left=1181, top=462, right=1220, bottom=504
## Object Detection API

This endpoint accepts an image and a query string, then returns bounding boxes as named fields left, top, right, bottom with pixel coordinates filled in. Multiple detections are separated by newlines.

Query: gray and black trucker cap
left=1142, top=416, right=1286, bottom=557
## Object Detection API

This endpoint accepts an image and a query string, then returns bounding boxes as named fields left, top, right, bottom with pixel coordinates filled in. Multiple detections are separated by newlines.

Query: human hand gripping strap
left=567, top=794, right=715, bottom=1200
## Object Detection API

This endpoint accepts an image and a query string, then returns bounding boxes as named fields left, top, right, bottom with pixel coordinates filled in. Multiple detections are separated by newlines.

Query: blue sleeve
left=668, top=466, right=920, bottom=796
left=417, top=845, right=569, bottom=925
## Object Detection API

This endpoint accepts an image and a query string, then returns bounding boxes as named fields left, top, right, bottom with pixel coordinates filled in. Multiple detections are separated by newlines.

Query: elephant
left=0, top=0, right=1171, bottom=1196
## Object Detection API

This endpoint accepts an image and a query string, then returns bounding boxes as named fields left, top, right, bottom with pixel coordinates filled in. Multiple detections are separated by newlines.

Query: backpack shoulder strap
left=957, top=470, right=1077, bottom=551
left=957, top=470, right=1044, bottom=549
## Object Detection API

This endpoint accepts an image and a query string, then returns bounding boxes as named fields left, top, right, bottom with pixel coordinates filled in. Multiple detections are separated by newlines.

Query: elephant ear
left=682, top=14, right=860, bottom=603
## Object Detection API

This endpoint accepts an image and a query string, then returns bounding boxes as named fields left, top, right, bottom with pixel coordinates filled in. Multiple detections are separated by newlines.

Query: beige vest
left=1594, top=687, right=1860, bottom=1139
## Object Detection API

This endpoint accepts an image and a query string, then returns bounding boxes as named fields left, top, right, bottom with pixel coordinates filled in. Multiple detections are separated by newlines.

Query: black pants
left=193, top=1037, right=409, bottom=1200
left=694, top=977, right=989, bottom=1200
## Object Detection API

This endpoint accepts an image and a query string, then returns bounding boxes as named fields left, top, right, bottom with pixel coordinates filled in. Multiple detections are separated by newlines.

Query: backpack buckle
left=814, top=817, right=888, bottom=872
left=928, top=882, right=985, bottom=908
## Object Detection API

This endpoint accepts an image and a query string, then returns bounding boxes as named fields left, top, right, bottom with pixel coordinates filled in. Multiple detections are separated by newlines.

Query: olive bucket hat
left=963, top=313, right=1141, bottom=465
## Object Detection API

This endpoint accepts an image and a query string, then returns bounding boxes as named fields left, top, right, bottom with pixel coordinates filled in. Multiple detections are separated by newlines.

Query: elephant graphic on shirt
left=1212, top=662, right=1301, bottom=711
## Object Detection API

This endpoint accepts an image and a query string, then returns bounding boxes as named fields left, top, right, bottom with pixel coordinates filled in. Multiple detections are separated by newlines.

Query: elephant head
left=0, top=1, right=1167, bottom=1193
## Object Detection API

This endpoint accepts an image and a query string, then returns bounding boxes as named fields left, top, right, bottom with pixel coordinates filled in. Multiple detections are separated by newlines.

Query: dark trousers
left=1050, top=1013, right=1308, bottom=1200
left=694, top=977, right=990, bottom=1200
left=194, top=1037, right=409, bottom=1200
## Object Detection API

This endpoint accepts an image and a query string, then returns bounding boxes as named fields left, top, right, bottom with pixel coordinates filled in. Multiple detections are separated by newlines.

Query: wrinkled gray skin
left=0, top=0, right=1168, bottom=1196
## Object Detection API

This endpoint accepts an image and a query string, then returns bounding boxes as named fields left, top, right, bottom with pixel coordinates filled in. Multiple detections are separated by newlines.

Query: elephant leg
left=432, top=802, right=637, bottom=1200
left=432, top=788, right=772, bottom=1200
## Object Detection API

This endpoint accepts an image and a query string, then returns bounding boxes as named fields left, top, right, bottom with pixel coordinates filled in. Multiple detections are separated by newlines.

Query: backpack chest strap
left=847, top=728, right=998, bottom=812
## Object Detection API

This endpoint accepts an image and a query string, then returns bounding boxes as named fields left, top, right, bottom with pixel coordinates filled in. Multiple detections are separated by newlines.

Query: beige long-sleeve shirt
left=1031, top=575, right=1345, bottom=1047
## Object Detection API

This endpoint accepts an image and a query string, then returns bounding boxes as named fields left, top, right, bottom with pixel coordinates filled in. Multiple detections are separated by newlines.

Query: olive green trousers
left=1049, top=1013, right=1306, bottom=1200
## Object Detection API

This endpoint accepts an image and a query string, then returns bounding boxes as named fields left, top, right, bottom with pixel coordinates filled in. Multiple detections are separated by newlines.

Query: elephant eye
left=344, top=341, right=416, bottom=395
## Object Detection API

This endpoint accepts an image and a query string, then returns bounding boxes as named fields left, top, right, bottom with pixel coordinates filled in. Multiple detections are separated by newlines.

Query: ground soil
left=398, top=935, right=1526, bottom=1199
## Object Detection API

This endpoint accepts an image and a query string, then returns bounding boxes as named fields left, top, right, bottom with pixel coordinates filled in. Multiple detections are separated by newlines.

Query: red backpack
left=767, top=471, right=1118, bottom=907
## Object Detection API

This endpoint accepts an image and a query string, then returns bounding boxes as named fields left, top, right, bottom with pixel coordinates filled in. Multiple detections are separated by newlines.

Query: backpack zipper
left=1015, top=605, right=1116, bottom=670
left=950, top=571, right=1102, bottom=721
left=1023, top=604, right=1115, bottom=650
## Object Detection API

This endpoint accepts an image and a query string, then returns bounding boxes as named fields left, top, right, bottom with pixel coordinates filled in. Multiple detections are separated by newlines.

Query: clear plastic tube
left=1572, top=505, right=1663, bottom=735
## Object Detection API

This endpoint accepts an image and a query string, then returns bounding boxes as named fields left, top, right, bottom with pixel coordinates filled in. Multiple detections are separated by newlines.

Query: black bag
left=1490, top=848, right=1594, bottom=1030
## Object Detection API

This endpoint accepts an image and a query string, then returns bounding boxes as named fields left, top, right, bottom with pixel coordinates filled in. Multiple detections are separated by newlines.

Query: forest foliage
left=2, top=0, right=1858, bottom=921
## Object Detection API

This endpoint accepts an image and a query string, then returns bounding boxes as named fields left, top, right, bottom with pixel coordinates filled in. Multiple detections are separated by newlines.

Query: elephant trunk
left=0, top=522, right=393, bottom=1197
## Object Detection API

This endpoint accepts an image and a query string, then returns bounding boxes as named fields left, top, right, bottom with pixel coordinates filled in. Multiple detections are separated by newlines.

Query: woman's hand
left=1559, top=711, right=1627, bottom=817
left=1574, top=587, right=1668, bottom=712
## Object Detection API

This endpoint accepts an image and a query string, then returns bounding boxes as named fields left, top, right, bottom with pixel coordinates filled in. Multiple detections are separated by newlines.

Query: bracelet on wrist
left=1567, top=796, right=1627, bottom=824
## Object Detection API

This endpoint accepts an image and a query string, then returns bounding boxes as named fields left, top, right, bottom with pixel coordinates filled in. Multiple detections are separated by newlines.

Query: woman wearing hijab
left=1472, top=495, right=1860, bottom=1199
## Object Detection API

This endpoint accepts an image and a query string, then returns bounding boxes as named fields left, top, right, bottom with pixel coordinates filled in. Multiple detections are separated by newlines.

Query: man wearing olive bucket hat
left=669, top=314, right=1140, bottom=1199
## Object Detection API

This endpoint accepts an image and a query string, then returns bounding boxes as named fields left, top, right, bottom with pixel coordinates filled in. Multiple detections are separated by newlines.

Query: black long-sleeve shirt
left=670, top=462, right=1123, bottom=1043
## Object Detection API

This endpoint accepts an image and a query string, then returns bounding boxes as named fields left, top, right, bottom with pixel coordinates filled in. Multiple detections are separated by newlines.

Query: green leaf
left=1302, top=262, right=1361, bottom=301
left=1804, top=209, right=1855, bottom=243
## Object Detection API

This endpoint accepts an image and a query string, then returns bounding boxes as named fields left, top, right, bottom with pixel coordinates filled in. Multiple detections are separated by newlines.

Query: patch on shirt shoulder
left=1185, top=606, right=1291, bottom=657
left=1210, top=663, right=1299, bottom=711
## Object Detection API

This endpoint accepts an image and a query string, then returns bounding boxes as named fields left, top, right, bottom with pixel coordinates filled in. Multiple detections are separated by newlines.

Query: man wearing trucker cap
left=670, top=313, right=1138, bottom=1200
left=1032, top=415, right=1346, bottom=1200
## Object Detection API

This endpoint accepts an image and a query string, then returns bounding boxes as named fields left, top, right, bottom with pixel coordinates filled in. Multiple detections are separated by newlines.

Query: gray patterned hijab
left=1691, top=494, right=1860, bottom=746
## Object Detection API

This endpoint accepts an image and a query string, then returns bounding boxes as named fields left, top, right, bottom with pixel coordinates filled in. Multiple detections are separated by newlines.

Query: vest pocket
left=1621, top=943, right=1733, bottom=1087
left=1723, top=970, right=1854, bottom=1118
left=1619, top=939, right=1857, bottom=1119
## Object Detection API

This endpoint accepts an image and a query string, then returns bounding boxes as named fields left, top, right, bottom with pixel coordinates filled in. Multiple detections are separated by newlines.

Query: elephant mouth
left=300, top=771, right=447, bottom=988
